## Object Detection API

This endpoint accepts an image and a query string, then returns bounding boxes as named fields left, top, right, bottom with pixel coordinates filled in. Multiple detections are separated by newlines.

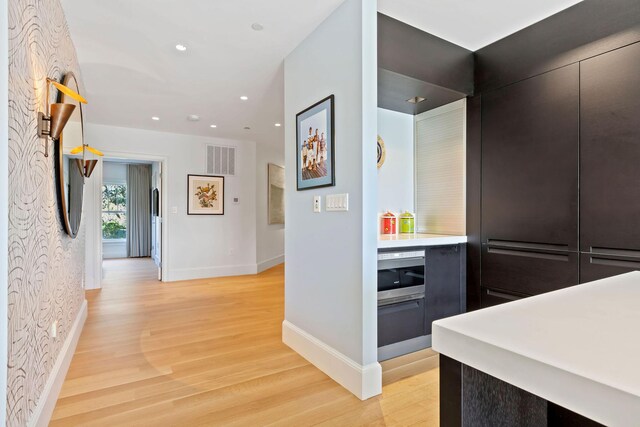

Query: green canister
left=398, top=211, right=415, bottom=234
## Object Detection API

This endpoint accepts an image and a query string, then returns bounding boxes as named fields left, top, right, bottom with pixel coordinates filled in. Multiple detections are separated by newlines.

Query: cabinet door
left=378, top=298, right=426, bottom=347
left=480, top=287, right=526, bottom=308
left=580, top=252, right=640, bottom=284
left=425, top=245, right=464, bottom=335
left=580, top=42, right=640, bottom=253
left=481, top=242, right=579, bottom=296
left=481, top=64, right=579, bottom=250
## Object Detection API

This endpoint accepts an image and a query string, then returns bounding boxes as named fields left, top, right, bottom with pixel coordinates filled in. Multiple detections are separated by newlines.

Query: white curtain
left=127, top=164, right=151, bottom=257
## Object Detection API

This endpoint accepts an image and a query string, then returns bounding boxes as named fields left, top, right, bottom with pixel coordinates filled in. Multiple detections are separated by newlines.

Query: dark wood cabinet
left=425, top=245, right=466, bottom=335
left=480, top=287, right=526, bottom=308
left=480, top=64, right=580, bottom=300
left=481, top=243, right=579, bottom=297
left=481, top=64, right=579, bottom=251
left=580, top=252, right=640, bottom=284
left=580, top=42, right=640, bottom=254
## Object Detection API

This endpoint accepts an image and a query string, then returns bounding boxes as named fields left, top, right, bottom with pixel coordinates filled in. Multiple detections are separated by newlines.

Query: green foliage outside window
left=102, top=184, right=127, bottom=239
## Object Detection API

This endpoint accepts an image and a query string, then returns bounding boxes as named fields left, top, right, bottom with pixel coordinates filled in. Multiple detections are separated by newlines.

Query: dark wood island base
left=439, top=355, right=603, bottom=427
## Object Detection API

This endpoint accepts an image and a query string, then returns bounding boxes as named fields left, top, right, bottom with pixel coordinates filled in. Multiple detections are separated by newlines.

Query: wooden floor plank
left=52, top=258, right=440, bottom=426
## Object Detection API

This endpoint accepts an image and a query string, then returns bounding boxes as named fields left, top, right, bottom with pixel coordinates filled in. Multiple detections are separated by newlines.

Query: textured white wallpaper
left=7, top=0, right=85, bottom=425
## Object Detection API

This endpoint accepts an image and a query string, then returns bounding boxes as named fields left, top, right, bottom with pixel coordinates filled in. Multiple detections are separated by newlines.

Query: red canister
left=380, top=211, right=396, bottom=235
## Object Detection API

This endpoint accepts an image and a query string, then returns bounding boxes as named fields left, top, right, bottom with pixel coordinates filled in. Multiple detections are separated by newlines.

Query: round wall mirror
left=56, top=73, right=85, bottom=238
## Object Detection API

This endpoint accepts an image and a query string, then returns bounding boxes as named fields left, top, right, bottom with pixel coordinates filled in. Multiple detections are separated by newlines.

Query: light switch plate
left=171, top=206, right=178, bottom=214
left=313, top=196, right=321, bottom=213
left=326, top=193, right=349, bottom=211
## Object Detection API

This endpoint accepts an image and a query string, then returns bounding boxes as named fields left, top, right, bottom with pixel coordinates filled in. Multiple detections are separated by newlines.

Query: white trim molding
left=282, top=320, right=382, bottom=400
left=28, top=299, right=88, bottom=427
left=167, top=264, right=258, bottom=282
left=257, top=255, right=284, bottom=273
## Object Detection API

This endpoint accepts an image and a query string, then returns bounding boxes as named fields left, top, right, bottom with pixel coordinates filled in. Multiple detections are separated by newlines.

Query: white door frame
left=86, top=150, right=169, bottom=288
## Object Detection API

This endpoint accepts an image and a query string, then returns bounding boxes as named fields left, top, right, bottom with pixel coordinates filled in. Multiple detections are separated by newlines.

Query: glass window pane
left=102, top=184, right=127, bottom=212
left=102, top=212, right=127, bottom=239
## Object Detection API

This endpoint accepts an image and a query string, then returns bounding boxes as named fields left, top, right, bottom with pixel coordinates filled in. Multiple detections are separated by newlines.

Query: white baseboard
left=257, top=255, right=284, bottom=273
left=282, top=320, right=382, bottom=400
left=167, top=264, right=258, bottom=282
left=28, top=299, right=87, bottom=427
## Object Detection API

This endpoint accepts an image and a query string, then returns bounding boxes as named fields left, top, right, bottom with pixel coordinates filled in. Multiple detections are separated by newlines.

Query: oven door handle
left=378, top=292, right=425, bottom=307
left=378, top=257, right=425, bottom=270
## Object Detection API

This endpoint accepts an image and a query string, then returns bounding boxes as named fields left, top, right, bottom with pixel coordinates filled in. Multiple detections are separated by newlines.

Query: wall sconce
left=71, top=144, right=103, bottom=178
left=38, top=77, right=88, bottom=157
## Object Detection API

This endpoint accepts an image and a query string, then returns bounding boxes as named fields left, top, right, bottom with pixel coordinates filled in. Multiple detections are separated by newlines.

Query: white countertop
left=377, top=233, right=467, bottom=249
left=432, top=272, right=640, bottom=426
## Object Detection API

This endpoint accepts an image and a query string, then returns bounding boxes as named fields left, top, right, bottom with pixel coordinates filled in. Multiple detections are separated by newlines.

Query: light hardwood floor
left=52, top=259, right=440, bottom=426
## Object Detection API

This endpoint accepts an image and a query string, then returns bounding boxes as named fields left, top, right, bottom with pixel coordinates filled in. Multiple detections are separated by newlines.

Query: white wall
left=85, top=123, right=258, bottom=281
left=283, top=0, right=380, bottom=399
left=256, top=143, right=285, bottom=272
left=377, top=108, right=414, bottom=213
left=0, top=1, right=9, bottom=424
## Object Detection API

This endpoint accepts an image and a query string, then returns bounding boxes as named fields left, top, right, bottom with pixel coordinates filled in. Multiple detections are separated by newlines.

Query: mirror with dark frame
left=55, top=72, right=85, bottom=238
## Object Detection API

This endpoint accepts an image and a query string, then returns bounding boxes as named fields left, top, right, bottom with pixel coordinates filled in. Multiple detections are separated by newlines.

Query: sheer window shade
left=415, top=100, right=466, bottom=235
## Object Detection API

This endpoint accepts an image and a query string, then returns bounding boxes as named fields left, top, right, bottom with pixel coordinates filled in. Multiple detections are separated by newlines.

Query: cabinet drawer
left=481, top=243, right=578, bottom=296
left=378, top=298, right=426, bottom=348
left=580, top=251, right=640, bottom=284
left=481, top=287, right=527, bottom=308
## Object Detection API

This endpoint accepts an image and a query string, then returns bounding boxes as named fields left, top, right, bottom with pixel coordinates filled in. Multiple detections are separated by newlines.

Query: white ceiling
left=61, top=0, right=345, bottom=145
left=378, top=0, right=584, bottom=51
left=62, top=0, right=583, bottom=144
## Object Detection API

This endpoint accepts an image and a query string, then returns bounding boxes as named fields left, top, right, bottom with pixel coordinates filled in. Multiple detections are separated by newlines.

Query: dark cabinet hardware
left=487, top=239, right=568, bottom=252
left=485, top=289, right=523, bottom=301
left=590, top=257, right=640, bottom=270
left=590, top=247, right=640, bottom=258
left=487, top=247, right=569, bottom=262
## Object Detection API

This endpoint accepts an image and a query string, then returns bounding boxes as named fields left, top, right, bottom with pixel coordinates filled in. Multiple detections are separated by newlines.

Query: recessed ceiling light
left=187, top=114, right=200, bottom=122
left=210, top=124, right=217, bottom=128
left=251, top=23, right=264, bottom=31
left=406, top=96, right=426, bottom=104
left=275, top=123, right=281, bottom=127
left=151, top=116, right=160, bottom=121
left=175, top=44, right=187, bottom=51
left=240, top=96, right=248, bottom=101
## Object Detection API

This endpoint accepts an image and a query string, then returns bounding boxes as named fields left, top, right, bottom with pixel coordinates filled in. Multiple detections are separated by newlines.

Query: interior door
left=154, top=162, right=162, bottom=280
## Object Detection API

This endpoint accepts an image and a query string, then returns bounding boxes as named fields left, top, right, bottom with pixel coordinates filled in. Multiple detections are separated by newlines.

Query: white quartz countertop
left=432, top=272, right=640, bottom=426
left=377, top=233, right=467, bottom=249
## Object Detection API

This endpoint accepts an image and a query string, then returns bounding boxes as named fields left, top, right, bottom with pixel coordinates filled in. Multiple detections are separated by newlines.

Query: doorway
left=100, top=159, right=160, bottom=282
left=86, top=151, right=168, bottom=289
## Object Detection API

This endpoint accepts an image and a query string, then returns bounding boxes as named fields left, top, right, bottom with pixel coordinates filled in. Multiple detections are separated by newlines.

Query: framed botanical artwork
left=296, top=94, right=335, bottom=190
left=268, top=163, right=285, bottom=225
left=187, top=174, right=224, bottom=215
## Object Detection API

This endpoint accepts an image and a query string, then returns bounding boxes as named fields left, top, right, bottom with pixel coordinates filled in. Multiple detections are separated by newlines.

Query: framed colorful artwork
left=187, top=174, right=224, bottom=215
left=296, top=95, right=335, bottom=190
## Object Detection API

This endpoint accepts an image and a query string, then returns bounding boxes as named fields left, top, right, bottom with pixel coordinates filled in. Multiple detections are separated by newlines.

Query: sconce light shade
left=49, top=103, right=76, bottom=140
left=75, top=159, right=99, bottom=178
left=49, top=79, right=88, bottom=104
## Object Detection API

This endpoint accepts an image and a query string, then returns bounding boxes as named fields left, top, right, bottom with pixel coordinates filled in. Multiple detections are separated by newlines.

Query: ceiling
left=63, top=0, right=584, bottom=144
left=377, top=0, right=584, bottom=51
left=61, top=0, right=344, bottom=145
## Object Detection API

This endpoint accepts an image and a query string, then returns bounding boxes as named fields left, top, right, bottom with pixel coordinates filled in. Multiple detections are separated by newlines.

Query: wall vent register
left=206, top=144, right=236, bottom=176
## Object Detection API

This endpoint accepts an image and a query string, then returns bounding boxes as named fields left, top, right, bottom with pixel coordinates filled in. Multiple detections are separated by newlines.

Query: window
left=102, top=184, right=127, bottom=239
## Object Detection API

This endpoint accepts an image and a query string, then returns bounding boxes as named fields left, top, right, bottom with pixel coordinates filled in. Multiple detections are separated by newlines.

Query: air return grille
left=206, top=145, right=236, bottom=176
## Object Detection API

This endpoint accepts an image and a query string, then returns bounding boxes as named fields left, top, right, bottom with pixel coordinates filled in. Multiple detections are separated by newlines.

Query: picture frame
left=187, top=174, right=224, bottom=215
left=296, top=94, right=335, bottom=190
left=268, top=163, right=285, bottom=225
